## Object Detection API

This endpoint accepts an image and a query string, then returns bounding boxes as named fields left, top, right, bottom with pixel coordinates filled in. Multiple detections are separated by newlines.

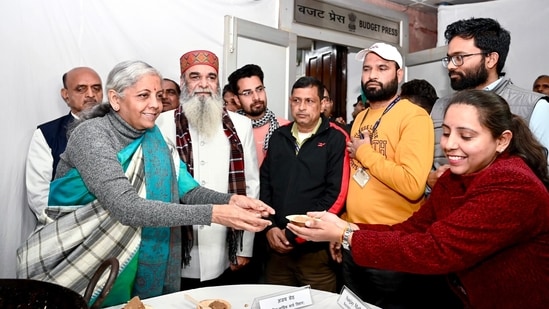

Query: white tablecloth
left=105, top=284, right=342, bottom=308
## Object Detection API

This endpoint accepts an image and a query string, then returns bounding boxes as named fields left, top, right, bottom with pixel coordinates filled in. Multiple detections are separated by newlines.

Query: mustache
left=365, top=80, right=382, bottom=87
left=181, top=85, right=218, bottom=101
left=192, top=87, right=213, bottom=95
left=448, top=70, right=464, bottom=78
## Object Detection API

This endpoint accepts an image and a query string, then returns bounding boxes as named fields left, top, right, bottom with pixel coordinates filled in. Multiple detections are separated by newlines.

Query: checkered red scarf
left=174, top=108, right=246, bottom=265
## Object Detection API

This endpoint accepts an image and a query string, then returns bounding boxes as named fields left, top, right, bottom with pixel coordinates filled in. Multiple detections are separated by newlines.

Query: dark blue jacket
left=38, top=113, right=74, bottom=180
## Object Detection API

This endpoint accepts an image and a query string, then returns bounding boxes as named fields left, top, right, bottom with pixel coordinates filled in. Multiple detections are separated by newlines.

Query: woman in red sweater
left=288, top=90, right=549, bottom=309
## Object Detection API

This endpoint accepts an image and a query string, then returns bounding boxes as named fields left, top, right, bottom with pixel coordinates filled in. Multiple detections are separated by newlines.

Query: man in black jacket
left=260, top=76, right=349, bottom=292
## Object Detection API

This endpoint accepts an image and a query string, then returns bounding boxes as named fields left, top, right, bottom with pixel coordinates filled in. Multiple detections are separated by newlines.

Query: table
left=105, top=284, right=342, bottom=308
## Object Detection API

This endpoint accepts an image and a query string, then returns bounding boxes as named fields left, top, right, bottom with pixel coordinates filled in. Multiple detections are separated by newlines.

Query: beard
left=449, top=62, right=489, bottom=91
left=361, top=74, right=399, bottom=102
left=244, top=100, right=266, bottom=117
left=180, top=83, right=224, bottom=139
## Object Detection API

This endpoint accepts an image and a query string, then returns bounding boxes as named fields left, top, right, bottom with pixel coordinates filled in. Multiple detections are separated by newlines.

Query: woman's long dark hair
left=446, top=90, right=549, bottom=189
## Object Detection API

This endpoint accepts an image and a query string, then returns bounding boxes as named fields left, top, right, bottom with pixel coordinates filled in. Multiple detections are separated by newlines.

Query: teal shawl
left=48, top=125, right=198, bottom=306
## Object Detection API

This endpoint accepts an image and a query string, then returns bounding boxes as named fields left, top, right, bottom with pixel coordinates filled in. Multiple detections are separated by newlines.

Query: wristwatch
left=341, top=225, right=353, bottom=250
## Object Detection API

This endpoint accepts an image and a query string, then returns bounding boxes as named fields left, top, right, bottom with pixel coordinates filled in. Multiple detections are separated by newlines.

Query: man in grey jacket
left=429, top=17, right=549, bottom=188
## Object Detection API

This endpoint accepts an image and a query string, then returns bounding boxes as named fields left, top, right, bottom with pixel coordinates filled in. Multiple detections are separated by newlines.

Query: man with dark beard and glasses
left=429, top=17, right=549, bottom=188
left=341, top=42, right=434, bottom=308
left=228, top=64, right=290, bottom=167
left=156, top=50, right=260, bottom=289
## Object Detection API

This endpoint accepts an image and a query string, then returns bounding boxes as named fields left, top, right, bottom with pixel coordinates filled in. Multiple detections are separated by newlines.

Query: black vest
left=38, top=113, right=74, bottom=180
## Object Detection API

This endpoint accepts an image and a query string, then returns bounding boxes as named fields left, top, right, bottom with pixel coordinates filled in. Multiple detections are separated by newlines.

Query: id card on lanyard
left=353, top=96, right=400, bottom=187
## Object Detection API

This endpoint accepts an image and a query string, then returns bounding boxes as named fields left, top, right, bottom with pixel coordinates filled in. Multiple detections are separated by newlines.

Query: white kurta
left=157, top=111, right=259, bottom=281
left=26, top=113, right=79, bottom=229
left=25, top=128, right=54, bottom=227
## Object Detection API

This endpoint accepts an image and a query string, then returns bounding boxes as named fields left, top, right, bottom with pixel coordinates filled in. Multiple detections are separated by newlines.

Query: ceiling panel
left=386, top=0, right=496, bottom=12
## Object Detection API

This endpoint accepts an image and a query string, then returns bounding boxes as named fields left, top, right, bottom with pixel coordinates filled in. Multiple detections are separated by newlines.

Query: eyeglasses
left=238, top=86, right=265, bottom=98
left=441, top=52, right=487, bottom=67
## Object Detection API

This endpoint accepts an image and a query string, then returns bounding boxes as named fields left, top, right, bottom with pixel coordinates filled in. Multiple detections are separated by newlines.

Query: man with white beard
left=156, top=50, right=259, bottom=289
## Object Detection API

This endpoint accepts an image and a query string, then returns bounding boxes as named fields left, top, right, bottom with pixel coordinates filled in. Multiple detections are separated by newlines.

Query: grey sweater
left=56, top=111, right=231, bottom=227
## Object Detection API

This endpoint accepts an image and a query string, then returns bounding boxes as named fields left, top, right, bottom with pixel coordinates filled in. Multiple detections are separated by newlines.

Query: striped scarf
left=16, top=126, right=183, bottom=306
left=238, top=108, right=280, bottom=150
left=174, top=108, right=245, bottom=264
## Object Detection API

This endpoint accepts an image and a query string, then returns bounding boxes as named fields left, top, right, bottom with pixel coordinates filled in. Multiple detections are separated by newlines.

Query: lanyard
left=358, top=95, right=400, bottom=138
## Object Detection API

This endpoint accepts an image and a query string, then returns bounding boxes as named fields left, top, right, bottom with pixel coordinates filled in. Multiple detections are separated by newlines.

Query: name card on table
left=337, top=286, right=374, bottom=309
left=253, top=285, right=313, bottom=309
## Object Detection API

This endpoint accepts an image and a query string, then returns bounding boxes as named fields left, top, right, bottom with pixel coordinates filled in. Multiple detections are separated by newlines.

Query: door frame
left=223, top=16, right=297, bottom=119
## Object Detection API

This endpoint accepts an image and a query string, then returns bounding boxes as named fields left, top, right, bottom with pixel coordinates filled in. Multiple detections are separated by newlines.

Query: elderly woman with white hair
left=17, top=60, right=274, bottom=307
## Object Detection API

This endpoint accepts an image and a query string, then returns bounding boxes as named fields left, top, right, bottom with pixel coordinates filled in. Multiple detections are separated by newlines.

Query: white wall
left=406, top=46, right=453, bottom=98
left=347, top=52, right=363, bottom=121
left=0, top=0, right=278, bottom=278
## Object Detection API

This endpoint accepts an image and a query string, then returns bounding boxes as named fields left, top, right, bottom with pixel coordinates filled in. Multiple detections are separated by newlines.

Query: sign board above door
left=294, top=0, right=400, bottom=44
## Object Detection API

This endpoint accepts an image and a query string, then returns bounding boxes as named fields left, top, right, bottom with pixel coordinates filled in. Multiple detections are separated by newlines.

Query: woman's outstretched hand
left=229, top=194, right=275, bottom=218
left=286, top=212, right=343, bottom=243
left=286, top=212, right=359, bottom=262
left=212, top=201, right=273, bottom=232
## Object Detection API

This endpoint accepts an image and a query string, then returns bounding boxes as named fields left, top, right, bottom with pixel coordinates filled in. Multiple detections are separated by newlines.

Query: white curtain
left=0, top=0, right=277, bottom=278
